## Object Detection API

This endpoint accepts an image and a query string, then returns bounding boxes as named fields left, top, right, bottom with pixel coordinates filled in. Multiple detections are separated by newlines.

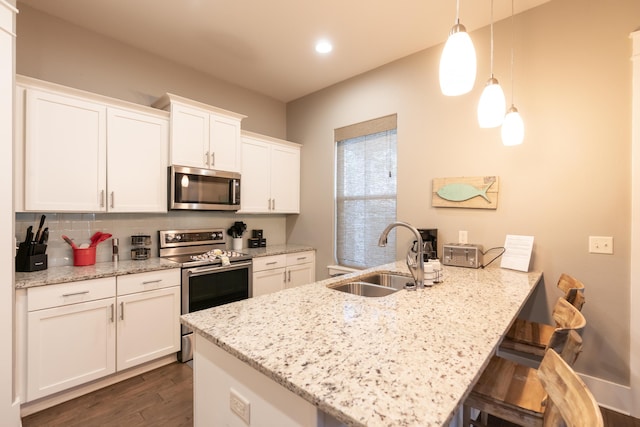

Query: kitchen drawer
left=252, top=254, right=287, bottom=272
left=286, top=251, right=314, bottom=266
left=27, top=277, right=116, bottom=312
left=117, top=268, right=180, bottom=296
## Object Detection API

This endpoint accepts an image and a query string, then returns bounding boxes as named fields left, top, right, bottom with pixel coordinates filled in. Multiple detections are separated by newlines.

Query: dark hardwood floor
left=21, top=362, right=639, bottom=427
left=22, top=362, right=193, bottom=427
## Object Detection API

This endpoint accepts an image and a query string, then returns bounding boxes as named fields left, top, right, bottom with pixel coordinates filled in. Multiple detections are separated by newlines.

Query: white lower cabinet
left=252, top=251, right=315, bottom=297
left=252, top=254, right=287, bottom=297
left=285, top=251, right=316, bottom=289
left=115, top=270, right=181, bottom=371
left=24, top=269, right=180, bottom=402
left=26, top=277, right=117, bottom=401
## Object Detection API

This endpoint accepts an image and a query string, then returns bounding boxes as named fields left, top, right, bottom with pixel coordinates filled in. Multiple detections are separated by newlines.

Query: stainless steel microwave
left=169, top=165, right=241, bottom=211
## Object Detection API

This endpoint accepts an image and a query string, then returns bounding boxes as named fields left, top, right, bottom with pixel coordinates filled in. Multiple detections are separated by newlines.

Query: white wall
left=15, top=4, right=287, bottom=139
left=287, top=0, right=639, bottom=412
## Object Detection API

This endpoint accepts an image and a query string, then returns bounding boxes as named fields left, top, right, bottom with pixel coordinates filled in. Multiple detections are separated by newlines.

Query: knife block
left=15, top=242, right=48, bottom=272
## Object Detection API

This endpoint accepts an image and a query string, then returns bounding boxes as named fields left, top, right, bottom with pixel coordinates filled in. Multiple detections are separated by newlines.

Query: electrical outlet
left=230, top=388, right=250, bottom=424
left=459, top=230, right=468, bottom=244
left=588, top=236, right=613, bottom=254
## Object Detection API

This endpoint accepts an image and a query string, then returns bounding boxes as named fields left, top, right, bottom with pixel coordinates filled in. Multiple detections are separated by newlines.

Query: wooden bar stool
left=500, top=274, right=585, bottom=360
left=538, top=348, right=604, bottom=426
left=463, top=300, right=586, bottom=427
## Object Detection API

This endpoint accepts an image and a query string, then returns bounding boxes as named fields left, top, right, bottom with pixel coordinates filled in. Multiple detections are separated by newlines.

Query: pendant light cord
left=455, top=0, right=460, bottom=24
left=509, top=0, right=515, bottom=105
left=490, top=0, right=494, bottom=78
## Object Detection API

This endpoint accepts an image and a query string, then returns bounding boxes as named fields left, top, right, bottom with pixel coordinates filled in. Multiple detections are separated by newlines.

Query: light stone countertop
left=14, top=245, right=314, bottom=289
left=244, top=244, right=315, bottom=258
left=181, top=262, right=543, bottom=427
left=14, top=258, right=180, bottom=289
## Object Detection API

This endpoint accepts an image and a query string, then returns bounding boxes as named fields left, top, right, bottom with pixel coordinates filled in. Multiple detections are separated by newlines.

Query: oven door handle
left=186, top=261, right=252, bottom=276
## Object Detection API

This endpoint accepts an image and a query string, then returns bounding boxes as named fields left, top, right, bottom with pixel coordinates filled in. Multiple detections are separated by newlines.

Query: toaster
left=442, top=244, right=483, bottom=268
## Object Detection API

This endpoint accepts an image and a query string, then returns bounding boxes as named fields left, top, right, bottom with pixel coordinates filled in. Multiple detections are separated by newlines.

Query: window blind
left=335, top=115, right=397, bottom=269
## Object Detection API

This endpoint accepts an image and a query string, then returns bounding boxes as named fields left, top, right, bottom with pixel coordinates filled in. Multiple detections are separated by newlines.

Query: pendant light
left=477, top=0, right=506, bottom=128
left=439, top=0, right=477, bottom=96
left=502, top=0, right=524, bottom=145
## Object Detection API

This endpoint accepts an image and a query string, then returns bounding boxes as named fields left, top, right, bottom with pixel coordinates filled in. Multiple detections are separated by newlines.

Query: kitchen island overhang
left=182, top=262, right=543, bottom=427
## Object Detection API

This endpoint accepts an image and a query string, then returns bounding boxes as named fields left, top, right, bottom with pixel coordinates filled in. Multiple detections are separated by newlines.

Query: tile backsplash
left=15, top=211, right=287, bottom=267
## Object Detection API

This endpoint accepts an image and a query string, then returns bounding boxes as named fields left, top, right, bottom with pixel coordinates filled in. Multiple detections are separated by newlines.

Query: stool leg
left=463, top=404, right=471, bottom=427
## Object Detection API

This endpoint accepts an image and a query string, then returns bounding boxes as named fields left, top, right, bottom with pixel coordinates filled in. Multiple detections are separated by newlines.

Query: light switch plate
left=589, top=236, right=613, bottom=254
left=458, top=230, right=468, bottom=244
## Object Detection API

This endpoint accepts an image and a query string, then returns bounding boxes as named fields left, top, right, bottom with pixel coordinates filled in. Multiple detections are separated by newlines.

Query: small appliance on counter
left=248, top=229, right=267, bottom=248
left=415, top=228, right=438, bottom=261
left=16, top=214, right=48, bottom=272
left=442, top=243, right=483, bottom=268
left=131, top=234, right=151, bottom=260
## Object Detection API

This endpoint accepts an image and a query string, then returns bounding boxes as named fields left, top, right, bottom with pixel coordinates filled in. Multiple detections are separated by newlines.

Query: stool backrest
left=548, top=298, right=587, bottom=356
left=557, top=273, right=586, bottom=310
left=538, top=348, right=603, bottom=427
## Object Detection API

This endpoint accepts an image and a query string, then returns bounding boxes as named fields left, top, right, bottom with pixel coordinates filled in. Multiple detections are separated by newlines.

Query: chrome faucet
left=378, top=221, right=424, bottom=290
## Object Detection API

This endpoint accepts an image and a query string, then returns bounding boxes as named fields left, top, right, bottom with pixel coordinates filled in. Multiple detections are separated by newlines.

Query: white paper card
left=500, top=235, right=534, bottom=272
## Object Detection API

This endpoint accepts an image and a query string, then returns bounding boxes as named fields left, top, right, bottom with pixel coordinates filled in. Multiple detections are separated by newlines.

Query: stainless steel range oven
left=159, top=228, right=252, bottom=362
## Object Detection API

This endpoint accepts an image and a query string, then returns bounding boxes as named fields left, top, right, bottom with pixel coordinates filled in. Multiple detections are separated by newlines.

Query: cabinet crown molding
left=152, top=92, right=247, bottom=120
left=16, top=74, right=169, bottom=118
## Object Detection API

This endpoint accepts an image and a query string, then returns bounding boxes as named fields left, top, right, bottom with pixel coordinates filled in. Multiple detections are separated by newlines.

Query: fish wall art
left=432, top=176, right=499, bottom=209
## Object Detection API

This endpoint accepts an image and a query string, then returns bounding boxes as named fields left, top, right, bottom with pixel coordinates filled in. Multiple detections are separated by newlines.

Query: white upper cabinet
left=153, top=93, right=245, bottom=172
left=25, top=89, right=107, bottom=212
left=240, top=131, right=301, bottom=214
left=106, top=108, right=168, bottom=212
left=17, top=76, right=169, bottom=213
left=169, top=102, right=209, bottom=168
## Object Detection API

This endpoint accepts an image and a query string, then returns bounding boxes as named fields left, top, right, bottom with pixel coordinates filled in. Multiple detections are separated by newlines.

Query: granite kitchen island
left=181, top=262, right=542, bottom=427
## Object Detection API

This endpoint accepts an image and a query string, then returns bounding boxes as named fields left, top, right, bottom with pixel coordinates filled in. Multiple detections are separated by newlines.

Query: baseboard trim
left=20, top=354, right=177, bottom=417
left=579, top=371, right=632, bottom=415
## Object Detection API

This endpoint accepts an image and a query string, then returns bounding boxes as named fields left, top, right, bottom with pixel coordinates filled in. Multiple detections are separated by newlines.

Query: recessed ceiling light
left=315, top=40, right=333, bottom=54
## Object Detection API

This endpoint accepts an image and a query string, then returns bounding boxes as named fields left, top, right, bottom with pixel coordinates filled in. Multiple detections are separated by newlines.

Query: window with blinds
left=335, top=115, right=397, bottom=269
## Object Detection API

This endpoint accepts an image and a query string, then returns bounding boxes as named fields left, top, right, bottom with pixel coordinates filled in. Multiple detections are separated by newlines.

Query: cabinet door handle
left=283, top=271, right=287, bottom=283
left=272, top=199, right=276, bottom=210
left=142, top=279, right=162, bottom=285
left=62, top=291, right=90, bottom=297
left=297, top=257, right=307, bottom=261
left=110, top=303, right=115, bottom=323
left=267, top=198, right=271, bottom=210
left=110, top=192, right=114, bottom=208
left=266, top=261, right=277, bottom=266
left=211, top=152, right=215, bottom=167
left=287, top=270, right=291, bottom=282
left=100, top=190, right=105, bottom=208
left=205, top=151, right=210, bottom=167
left=120, top=302, right=124, bottom=320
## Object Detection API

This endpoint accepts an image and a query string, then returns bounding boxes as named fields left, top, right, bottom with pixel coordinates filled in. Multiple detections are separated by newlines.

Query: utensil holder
left=73, top=246, right=96, bottom=266
left=232, top=238, right=243, bottom=251
left=15, top=242, right=48, bottom=272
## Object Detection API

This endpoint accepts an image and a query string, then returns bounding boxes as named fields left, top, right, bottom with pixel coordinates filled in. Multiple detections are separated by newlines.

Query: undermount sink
left=327, top=272, right=414, bottom=297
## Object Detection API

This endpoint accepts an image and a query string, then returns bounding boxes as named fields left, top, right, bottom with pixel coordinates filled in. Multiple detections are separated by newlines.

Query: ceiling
left=18, top=0, right=551, bottom=102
